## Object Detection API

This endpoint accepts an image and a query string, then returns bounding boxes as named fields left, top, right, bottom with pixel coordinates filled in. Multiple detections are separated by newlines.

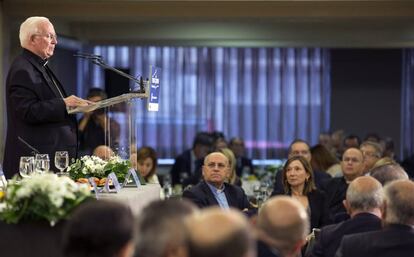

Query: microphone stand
left=74, top=53, right=147, bottom=93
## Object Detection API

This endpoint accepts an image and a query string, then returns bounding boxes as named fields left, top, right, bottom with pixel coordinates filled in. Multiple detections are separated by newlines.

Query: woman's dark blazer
left=274, top=189, right=332, bottom=230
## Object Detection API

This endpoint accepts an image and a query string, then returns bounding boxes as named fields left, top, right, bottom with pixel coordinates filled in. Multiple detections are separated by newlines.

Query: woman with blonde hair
left=220, top=148, right=241, bottom=186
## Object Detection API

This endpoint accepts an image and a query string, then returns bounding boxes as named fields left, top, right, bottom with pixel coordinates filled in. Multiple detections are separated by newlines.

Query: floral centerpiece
left=0, top=173, right=91, bottom=226
left=67, top=155, right=131, bottom=183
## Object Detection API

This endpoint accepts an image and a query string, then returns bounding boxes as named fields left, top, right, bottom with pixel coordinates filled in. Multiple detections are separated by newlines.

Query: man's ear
left=116, top=241, right=135, bottom=257
left=343, top=199, right=351, bottom=214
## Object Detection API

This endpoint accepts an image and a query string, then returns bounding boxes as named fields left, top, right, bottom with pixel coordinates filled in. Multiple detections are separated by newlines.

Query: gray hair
left=360, top=141, right=384, bottom=158
left=370, top=164, right=409, bottom=185
left=19, top=16, right=50, bottom=48
left=384, top=180, right=414, bottom=226
left=346, top=176, right=383, bottom=212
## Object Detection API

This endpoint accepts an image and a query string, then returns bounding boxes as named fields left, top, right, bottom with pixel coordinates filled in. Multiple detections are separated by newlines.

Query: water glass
left=35, top=154, right=50, bottom=174
left=19, top=156, right=35, bottom=178
left=55, top=151, right=69, bottom=176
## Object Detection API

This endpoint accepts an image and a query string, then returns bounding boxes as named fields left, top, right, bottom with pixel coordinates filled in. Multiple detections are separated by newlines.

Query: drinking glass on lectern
left=34, top=154, right=50, bottom=174
left=19, top=156, right=34, bottom=178
left=55, top=151, right=69, bottom=176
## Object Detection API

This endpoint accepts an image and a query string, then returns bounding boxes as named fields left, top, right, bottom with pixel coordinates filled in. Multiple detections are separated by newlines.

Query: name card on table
left=103, top=172, right=122, bottom=193
left=88, top=177, right=100, bottom=199
left=122, top=168, right=142, bottom=188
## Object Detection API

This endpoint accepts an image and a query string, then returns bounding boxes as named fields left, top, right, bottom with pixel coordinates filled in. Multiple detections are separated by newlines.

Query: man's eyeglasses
left=34, top=33, right=57, bottom=41
left=206, top=162, right=227, bottom=169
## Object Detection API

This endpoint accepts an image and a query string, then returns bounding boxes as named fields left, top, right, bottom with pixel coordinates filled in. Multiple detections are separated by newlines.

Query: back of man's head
left=345, top=176, right=383, bottom=214
left=186, top=207, right=255, bottom=257
left=63, top=200, right=135, bottom=257
left=256, top=196, right=309, bottom=257
left=384, top=180, right=414, bottom=226
left=370, top=163, right=409, bottom=186
left=136, top=199, right=197, bottom=257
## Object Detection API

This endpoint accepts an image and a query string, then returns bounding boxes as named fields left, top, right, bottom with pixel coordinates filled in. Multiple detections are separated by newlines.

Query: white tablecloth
left=99, top=183, right=161, bottom=216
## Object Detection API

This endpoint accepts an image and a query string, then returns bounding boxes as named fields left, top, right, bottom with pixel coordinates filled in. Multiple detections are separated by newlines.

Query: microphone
left=74, top=52, right=102, bottom=60
left=18, top=136, right=40, bottom=155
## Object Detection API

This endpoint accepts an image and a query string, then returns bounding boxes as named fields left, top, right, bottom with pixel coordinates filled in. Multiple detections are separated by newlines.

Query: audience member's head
left=86, top=87, right=107, bottom=102
left=318, top=132, right=332, bottom=151
left=257, top=196, right=309, bottom=257
left=370, top=163, right=409, bottom=186
left=136, top=198, right=197, bottom=257
left=331, top=130, right=345, bottom=150
left=288, top=139, right=311, bottom=162
left=202, top=152, right=230, bottom=188
left=341, top=148, right=364, bottom=182
left=220, top=148, right=238, bottom=185
left=62, top=200, right=135, bottom=257
left=186, top=207, right=255, bottom=257
left=93, top=145, right=114, bottom=160
left=343, top=134, right=361, bottom=150
left=192, top=132, right=213, bottom=159
left=214, top=137, right=228, bottom=151
left=383, top=137, right=396, bottom=159
left=360, top=141, right=383, bottom=173
left=135, top=146, right=158, bottom=180
left=229, top=137, right=247, bottom=158
left=282, top=155, right=316, bottom=195
left=344, top=176, right=383, bottom=217
left=383, top=180, right=414, bottom=226
left=363, top=133, right=381, bottom=143
left=310, top=144, right=339, bottom=172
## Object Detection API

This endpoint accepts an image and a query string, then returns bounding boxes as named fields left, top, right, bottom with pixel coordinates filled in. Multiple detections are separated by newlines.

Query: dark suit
left=235, top=156, right=255, bottom=177
left=257, top=240, right=283, bottom=257
left=170, top=149, right=203, bottom=186
left=309, top=213, right=382, bottom=257
left=3, top=49, right=77, bottom=178
left=274, top=189, right=331, bottom=230
left=321, top=177, right=349, bottom=222
left=336, top=224, right=414, bottom=257
left=182, top=180, right=251, bottom=211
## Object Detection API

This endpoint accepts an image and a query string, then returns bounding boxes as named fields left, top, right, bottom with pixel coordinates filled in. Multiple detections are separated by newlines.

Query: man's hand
left=64, top=95, right=94, bottom=107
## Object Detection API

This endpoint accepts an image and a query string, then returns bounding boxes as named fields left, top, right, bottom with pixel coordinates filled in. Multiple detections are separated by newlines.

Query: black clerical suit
left=3, top=49, right=77, bottom=178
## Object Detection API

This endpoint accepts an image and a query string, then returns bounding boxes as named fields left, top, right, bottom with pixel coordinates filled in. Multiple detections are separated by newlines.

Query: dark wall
left=330, top=49, right=402, bottom=158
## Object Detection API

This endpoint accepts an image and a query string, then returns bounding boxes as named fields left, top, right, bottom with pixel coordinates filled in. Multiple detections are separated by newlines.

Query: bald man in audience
left=93, top=145, right=114, bottom=160
left=186, top=207, right=256, bottom=257
left=336, top=180, right=414, bottom=257
left=370, top=163, right=409, bottom=185
left=182, top=152, right=252, bottom=211
left=321, top=148, right=365, bottom=221
left=256, top=196, right=309, bottom=257
left=310, top=177, right=383, bottom=257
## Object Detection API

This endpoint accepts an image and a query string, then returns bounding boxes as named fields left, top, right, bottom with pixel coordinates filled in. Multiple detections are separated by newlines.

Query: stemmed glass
left=34, top=154, right=50, bottom=174
left=19, top=156, right=35, bottom=178
left=55, top=151, right=69, bottom=176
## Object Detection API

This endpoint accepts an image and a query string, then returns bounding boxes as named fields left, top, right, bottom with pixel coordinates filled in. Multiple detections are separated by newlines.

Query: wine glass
left=19, top=156, right=34, bottom=178
left=34, top=154, right=50, bottom=174
left=55, top=151, right=69, bottom=176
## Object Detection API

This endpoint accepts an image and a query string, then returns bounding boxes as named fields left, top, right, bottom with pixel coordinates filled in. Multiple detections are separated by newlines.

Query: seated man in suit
left=182, top=152, right=252, bottom=211
left=170, top=132, right=213, bottom=187
left=256, top=196, right=309, bottom=257
left=229, top=137, right=255, bottom=177
left=336, top=180, right=414, bottom=257
left=186, top=207, right=255, bottom=257
left=321, top=147, right=365, bottom=221
left=309, top=176, right=383, bottom=257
